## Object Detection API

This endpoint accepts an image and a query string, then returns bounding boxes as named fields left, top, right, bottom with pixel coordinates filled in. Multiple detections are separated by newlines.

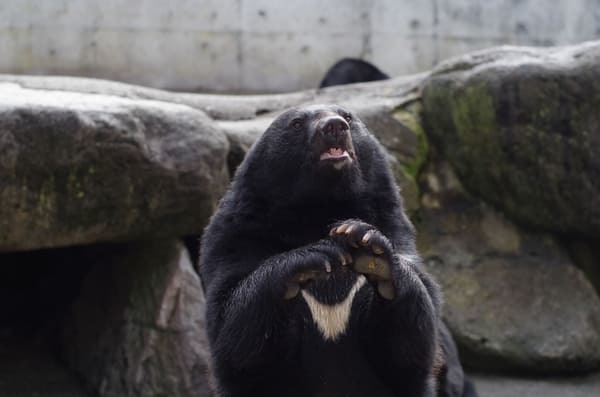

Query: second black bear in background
left=319, top=58, right=389, bottom=88
left=200, top=104, right=476, bottom=397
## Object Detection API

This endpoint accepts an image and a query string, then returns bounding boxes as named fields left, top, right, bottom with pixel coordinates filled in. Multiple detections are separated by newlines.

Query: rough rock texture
left=417, top=158, right=600, bottom=374
left=62, top=240, right=212, bottom=397
left=0, top=83, right=229, bottom=252
left=421, top=41, right=600, bottom=237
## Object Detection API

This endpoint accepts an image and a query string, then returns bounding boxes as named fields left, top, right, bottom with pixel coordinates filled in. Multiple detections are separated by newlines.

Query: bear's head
left=234, top=104, right=390, bottom=203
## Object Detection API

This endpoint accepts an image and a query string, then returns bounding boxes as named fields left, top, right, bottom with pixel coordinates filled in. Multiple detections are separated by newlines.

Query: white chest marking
left=301, top=275, right=367, bottom=341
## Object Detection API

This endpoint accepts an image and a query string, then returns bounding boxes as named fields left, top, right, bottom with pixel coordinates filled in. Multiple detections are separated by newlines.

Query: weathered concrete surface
left=2, top=1, right=600, bottom=93
left=417, top=158, right=600, bottom=374
left=0, top=82, right=229, bottom=251
left=422, top=41, right=600, bottom=237
left=62, top=240, right=212, bottom=397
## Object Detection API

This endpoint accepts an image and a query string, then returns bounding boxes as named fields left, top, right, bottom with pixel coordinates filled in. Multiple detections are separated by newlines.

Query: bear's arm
left=361, top=252, right=439, bottom=386
left=202, top=235, right=344, bottom=375
left=202, top=240, right=290, bottom=372
left=383, top=211, right=460, bottom=395
left=362, top=207, right=442, bottom=394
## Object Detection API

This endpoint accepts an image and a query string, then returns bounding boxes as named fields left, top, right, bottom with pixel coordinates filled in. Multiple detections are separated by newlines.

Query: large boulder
left=421, top=41, right=600, bottom=237
left=62, top=239, right=212, bottom=397
left=0, top=83, right=229, bottom=252
left=417, top=158, right=600, bottom=374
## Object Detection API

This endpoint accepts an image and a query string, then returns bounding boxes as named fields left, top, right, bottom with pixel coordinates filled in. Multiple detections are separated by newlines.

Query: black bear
left=319, top=58, right=389, bottom=88
left=199, top=104, right=474, bottom=397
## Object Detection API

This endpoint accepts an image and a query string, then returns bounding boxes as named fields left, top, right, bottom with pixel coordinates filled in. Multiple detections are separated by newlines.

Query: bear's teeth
left=319, top=148, right=350, bottom=161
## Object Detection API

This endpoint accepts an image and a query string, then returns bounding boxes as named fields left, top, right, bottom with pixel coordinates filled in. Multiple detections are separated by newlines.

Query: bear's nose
left=320, top=116, right=349, bottom=137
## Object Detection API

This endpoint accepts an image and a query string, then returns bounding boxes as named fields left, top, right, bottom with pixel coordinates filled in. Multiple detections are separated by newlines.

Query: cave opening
left=0, top=246, right=97, bottom=397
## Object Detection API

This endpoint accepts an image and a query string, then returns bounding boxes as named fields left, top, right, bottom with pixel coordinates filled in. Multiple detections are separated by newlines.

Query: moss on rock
left=422, top=44, right=600, bottom=237
left=393, top=102, right=430, bottom=181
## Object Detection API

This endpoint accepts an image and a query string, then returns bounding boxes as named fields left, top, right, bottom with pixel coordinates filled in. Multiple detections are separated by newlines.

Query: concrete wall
left=1, top=0, right=599, bottom=93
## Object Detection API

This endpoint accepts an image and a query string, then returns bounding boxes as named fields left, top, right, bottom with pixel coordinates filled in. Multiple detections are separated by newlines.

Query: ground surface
left=2, top=343, right=600, bottom=397
left=471, top=372, right=600, bottom=397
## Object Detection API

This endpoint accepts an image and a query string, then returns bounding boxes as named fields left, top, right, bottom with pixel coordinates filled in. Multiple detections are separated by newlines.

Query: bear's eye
left=290, top=118, right=303, bottom=130
left=343, top=113, right=352, bottom=123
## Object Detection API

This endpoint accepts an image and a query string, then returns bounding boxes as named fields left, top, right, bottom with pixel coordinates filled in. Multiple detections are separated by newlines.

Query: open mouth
left=319, top=147, right=351, bottom=161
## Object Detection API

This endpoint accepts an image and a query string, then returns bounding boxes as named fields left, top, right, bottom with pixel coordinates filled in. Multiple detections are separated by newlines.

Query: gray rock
left=421, top=41, right=600, bottom=237
left=0, top=83, right=229, bottom=252
left=0, top=73, right=426, bottom=121
left=417, top=159, right=600, bottom=374
left=62, top=240, right=212, bottom=397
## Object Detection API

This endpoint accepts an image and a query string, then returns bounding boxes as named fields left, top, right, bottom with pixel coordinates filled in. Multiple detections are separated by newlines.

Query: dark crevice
left=0, top=246, right=97, bottom=397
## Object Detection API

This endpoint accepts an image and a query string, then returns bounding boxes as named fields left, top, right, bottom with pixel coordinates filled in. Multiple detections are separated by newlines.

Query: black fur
left=319, top=58, right=389, bottom=88
left=199, top=105, right=474, bottom=397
